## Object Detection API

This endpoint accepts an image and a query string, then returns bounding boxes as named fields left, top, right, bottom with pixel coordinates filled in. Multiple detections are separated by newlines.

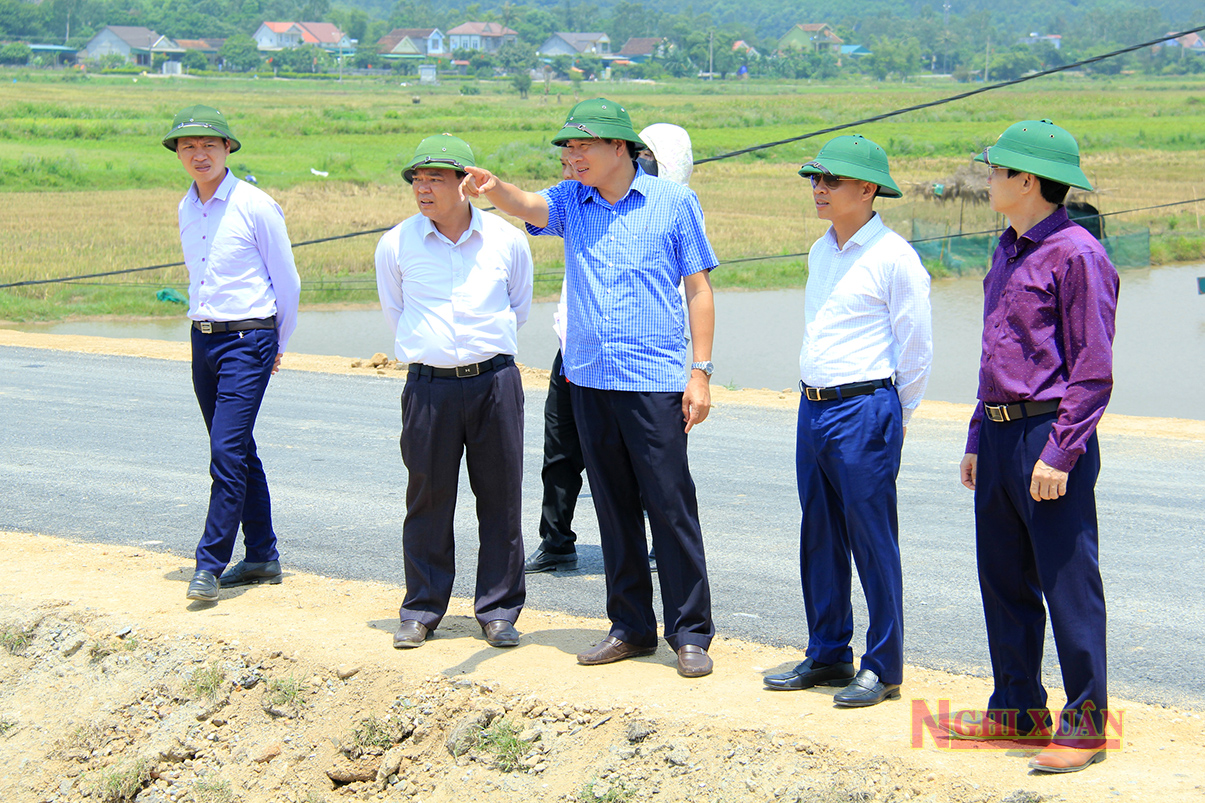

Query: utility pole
left=708, top=31, right=714, bottom=80
left=984, top=38, right=990, bottom=82
left=942, top=2, right=950, bottom=73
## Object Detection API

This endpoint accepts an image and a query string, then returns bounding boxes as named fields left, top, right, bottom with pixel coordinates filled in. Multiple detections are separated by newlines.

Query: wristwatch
left=691, top=361, right=714, bottom=377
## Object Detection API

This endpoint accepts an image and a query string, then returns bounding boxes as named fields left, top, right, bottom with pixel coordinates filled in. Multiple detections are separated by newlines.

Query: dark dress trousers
left=570, top=385, right=713, bottom=651
left=538, top=349, right=586, bottom=554
left=191, top=326, right=280, bottom=576
left=398, top=362, right=526, bottom=629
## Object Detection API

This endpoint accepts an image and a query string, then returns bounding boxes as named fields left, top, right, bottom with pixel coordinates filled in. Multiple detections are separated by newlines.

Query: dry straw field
left=2, top=73, right=1204, bottom=320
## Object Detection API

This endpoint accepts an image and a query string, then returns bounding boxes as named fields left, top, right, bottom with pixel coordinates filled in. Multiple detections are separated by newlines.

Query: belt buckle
left=805, top=387, right=823, bottom=402
left=199, top=321, right=213, bottom=334
left=455, top=363, right=480, bottom=378
left=985, top=405, right=1007, bottom=423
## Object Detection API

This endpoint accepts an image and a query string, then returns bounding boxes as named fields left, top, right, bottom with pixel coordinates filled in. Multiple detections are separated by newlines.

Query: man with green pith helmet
left=763, top=135, right=932, bottom=707
left=951, top=120, right=1117, bottom=774
left=163, top=104, right=301, bottom=604
left=375, top=133, right=534, bottom=651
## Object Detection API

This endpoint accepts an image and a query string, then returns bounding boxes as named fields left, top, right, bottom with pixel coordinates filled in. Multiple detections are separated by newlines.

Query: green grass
left=580, top=778, right=635, bottom=802
left=191, top=778, right=233, bottom=803
left=90, top=759, right=151, bottom=802
left=185, top=665, right=227, bottom=702
left=0, top=717, right=16, bottom=737
left=479, top=718, right=528, bottom=772
left=0, top=627, right=32, bottom=655
left=349, top=714, right=408, bottom=755
left=265, top=675, right=305, bottom=709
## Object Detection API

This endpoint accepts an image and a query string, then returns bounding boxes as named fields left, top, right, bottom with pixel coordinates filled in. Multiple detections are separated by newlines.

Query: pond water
left=9, top=263, right=1204, bottom=420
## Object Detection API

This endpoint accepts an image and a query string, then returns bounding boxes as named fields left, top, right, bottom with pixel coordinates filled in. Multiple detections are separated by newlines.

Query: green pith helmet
left=973, top=119, right=1092, bottom=190
left=550, top=98, right=646, bottom=148
left=402, top=133, right=476, bottom=184
left=798, top=135, right=902, bottom=198
left=162, top=105, right=241, bottom=153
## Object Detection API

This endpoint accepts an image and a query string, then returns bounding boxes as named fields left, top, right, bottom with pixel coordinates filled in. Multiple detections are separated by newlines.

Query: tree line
left=1, top=0, right=1201, bottom=79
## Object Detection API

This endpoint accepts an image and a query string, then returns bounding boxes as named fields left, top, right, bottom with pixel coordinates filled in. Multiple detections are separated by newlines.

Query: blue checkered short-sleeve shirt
left=527, top=169, right=718, bottom=392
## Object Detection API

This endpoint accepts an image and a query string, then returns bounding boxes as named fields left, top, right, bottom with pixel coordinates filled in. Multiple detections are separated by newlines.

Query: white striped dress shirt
left=178, top=169, right=301, bottom=351
left=799, top=213, right=933, bottom=424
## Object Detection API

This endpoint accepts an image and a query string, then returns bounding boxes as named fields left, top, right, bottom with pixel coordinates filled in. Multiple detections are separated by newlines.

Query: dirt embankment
left=1, top=533, right=1203, bottom=803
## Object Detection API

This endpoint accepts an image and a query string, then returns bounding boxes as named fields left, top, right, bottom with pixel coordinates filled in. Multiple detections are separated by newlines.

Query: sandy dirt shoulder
left=2, top=329, right=1203, bottom=441
left=1, top=532, right=1202, bottom=803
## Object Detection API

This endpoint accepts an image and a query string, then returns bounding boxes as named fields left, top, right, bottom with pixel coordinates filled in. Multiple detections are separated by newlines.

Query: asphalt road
left=2, top=344, right=1202, bottom=710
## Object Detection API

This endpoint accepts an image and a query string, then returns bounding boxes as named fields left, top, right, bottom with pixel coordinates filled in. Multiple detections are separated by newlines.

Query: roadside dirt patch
left=1, top=533, right=1203, bottom=803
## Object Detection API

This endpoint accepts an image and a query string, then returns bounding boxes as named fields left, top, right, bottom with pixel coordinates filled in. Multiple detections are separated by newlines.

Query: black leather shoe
left=482, top=620, right=521, bottom=648
left=186, top=570, right=220, bottom=602
left=648, top=549, right=657, bottom=573
left=220, top=559, right=282, bottom=587
left=833, top=668, right=901, bottom=707
left=392, top=620, right=429, bottom=649
left=524, top=548, right=578, bottom=574
left=764, top=657, right=856, bottom=690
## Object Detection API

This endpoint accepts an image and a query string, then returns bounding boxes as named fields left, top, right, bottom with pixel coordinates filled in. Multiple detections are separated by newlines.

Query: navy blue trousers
left=538, top=350, right=586, bottom=554
left=796, top=386, right=904, bottom=684
left=398, top=363, right=526, bottom=630
left=976, top=411, right=1108, bottom=748
left=190, top=327, right=279, bottom=576
left=570, top=386, right=713, bottom=650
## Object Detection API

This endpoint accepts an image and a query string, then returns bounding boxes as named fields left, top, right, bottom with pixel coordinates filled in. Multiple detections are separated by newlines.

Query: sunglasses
left=808, top=174, right=853, bottom=189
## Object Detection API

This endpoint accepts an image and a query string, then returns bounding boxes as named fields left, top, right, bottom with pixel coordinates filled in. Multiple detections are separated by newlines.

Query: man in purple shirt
left=952, top=120, right=1118, bottom=773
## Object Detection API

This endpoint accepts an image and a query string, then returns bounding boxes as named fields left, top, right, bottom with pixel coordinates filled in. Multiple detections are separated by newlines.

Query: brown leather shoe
left=392, top=620, right=429, bottom=649
left=482, top=620, right=521, bottom=648
left=676, top=644, right=713, bottom=678
left=939, top=710, right=1031, bottom=741
left=576, top=636, right=656, bottom=665
left=1028, top=745, right=1105, bottom=773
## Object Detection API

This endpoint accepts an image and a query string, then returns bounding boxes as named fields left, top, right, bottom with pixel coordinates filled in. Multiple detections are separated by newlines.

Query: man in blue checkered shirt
left=465, top=98, right=719, bottom=678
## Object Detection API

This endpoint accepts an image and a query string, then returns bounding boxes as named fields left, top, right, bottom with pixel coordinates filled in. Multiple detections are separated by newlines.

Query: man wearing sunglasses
left=952, top=120, right=1117, bottom=774
left=763, top=135, right=932, bottom=707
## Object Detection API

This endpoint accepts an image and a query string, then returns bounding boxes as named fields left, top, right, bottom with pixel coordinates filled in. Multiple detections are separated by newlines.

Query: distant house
left=253, top=22, right=352, bottom=53
left=839, top=44, right=871, bottom=59
left=81, top=26, right=183, bottom=66
left=376, top=28, right=446, bottom=58
left=778, top=23, right=843, bottom=55
left=537, top=32, right=611, bottom=58
left=731, top=40, right=760, bottom=58
left=1161, top=31, right=1205, bottom=53
left=617, top=37, right=664, bottom=63
left=446, top=22, right=517, bottom=53
left=176, top=38, right=226, bottom=67
left=1020, top=33, right=1062, bottom=50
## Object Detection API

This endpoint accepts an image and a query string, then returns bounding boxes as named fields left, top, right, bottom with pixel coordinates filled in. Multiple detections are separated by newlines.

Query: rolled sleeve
left=673, top=192, right=719, bottom=278
left=525, top=183, right=568, bottom=238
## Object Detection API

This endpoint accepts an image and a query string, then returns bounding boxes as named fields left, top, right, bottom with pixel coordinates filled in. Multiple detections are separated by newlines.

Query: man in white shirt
left=763, top=135, right=932, bottom=706
left=163, top=105, right=301, bottom=604
left=376, top=134, right=534, bottom=650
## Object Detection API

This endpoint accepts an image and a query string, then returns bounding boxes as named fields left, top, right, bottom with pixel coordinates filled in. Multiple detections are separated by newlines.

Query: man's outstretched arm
left=461, top=167, right=551, bottom=229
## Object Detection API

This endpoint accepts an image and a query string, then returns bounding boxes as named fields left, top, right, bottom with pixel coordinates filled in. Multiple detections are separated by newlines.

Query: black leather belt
left=408, top=354, right=514, bottom=379
left=192, top=316, right=276, bottom=334
left=801, top=377, right=893, bottom=402
left=983, top=399, right=1060, bottom=423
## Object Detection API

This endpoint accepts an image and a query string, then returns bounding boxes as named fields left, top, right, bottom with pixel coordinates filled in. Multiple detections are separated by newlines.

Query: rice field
left=2, top=72, right=1204, bottom=320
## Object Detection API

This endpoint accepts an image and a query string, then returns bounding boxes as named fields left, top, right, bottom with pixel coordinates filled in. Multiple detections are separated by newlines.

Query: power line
left=693, top=24, right=1205, bottom=165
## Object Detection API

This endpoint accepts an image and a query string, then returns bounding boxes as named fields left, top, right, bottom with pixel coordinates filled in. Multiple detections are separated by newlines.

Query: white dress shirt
left=799, top=213, right=933, bottom=424
left=376, top=206, right=534, bottom=368
left=178, top=169, right=301, bottom=351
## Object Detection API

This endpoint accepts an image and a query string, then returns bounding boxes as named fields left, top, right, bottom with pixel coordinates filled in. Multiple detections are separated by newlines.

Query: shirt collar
left=420, top=203, right=483, bottom=246
left=188, top=169, right=237, bottom=206
left=579, top=165, right=652, bottom=206
left=825, top=212, right=885, bottom=250
left=1000, top=206, right=1070, bottom=256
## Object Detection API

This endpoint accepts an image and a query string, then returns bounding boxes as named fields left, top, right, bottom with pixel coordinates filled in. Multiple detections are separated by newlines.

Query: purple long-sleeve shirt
left=965, top=207, right=1119, bottom=472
